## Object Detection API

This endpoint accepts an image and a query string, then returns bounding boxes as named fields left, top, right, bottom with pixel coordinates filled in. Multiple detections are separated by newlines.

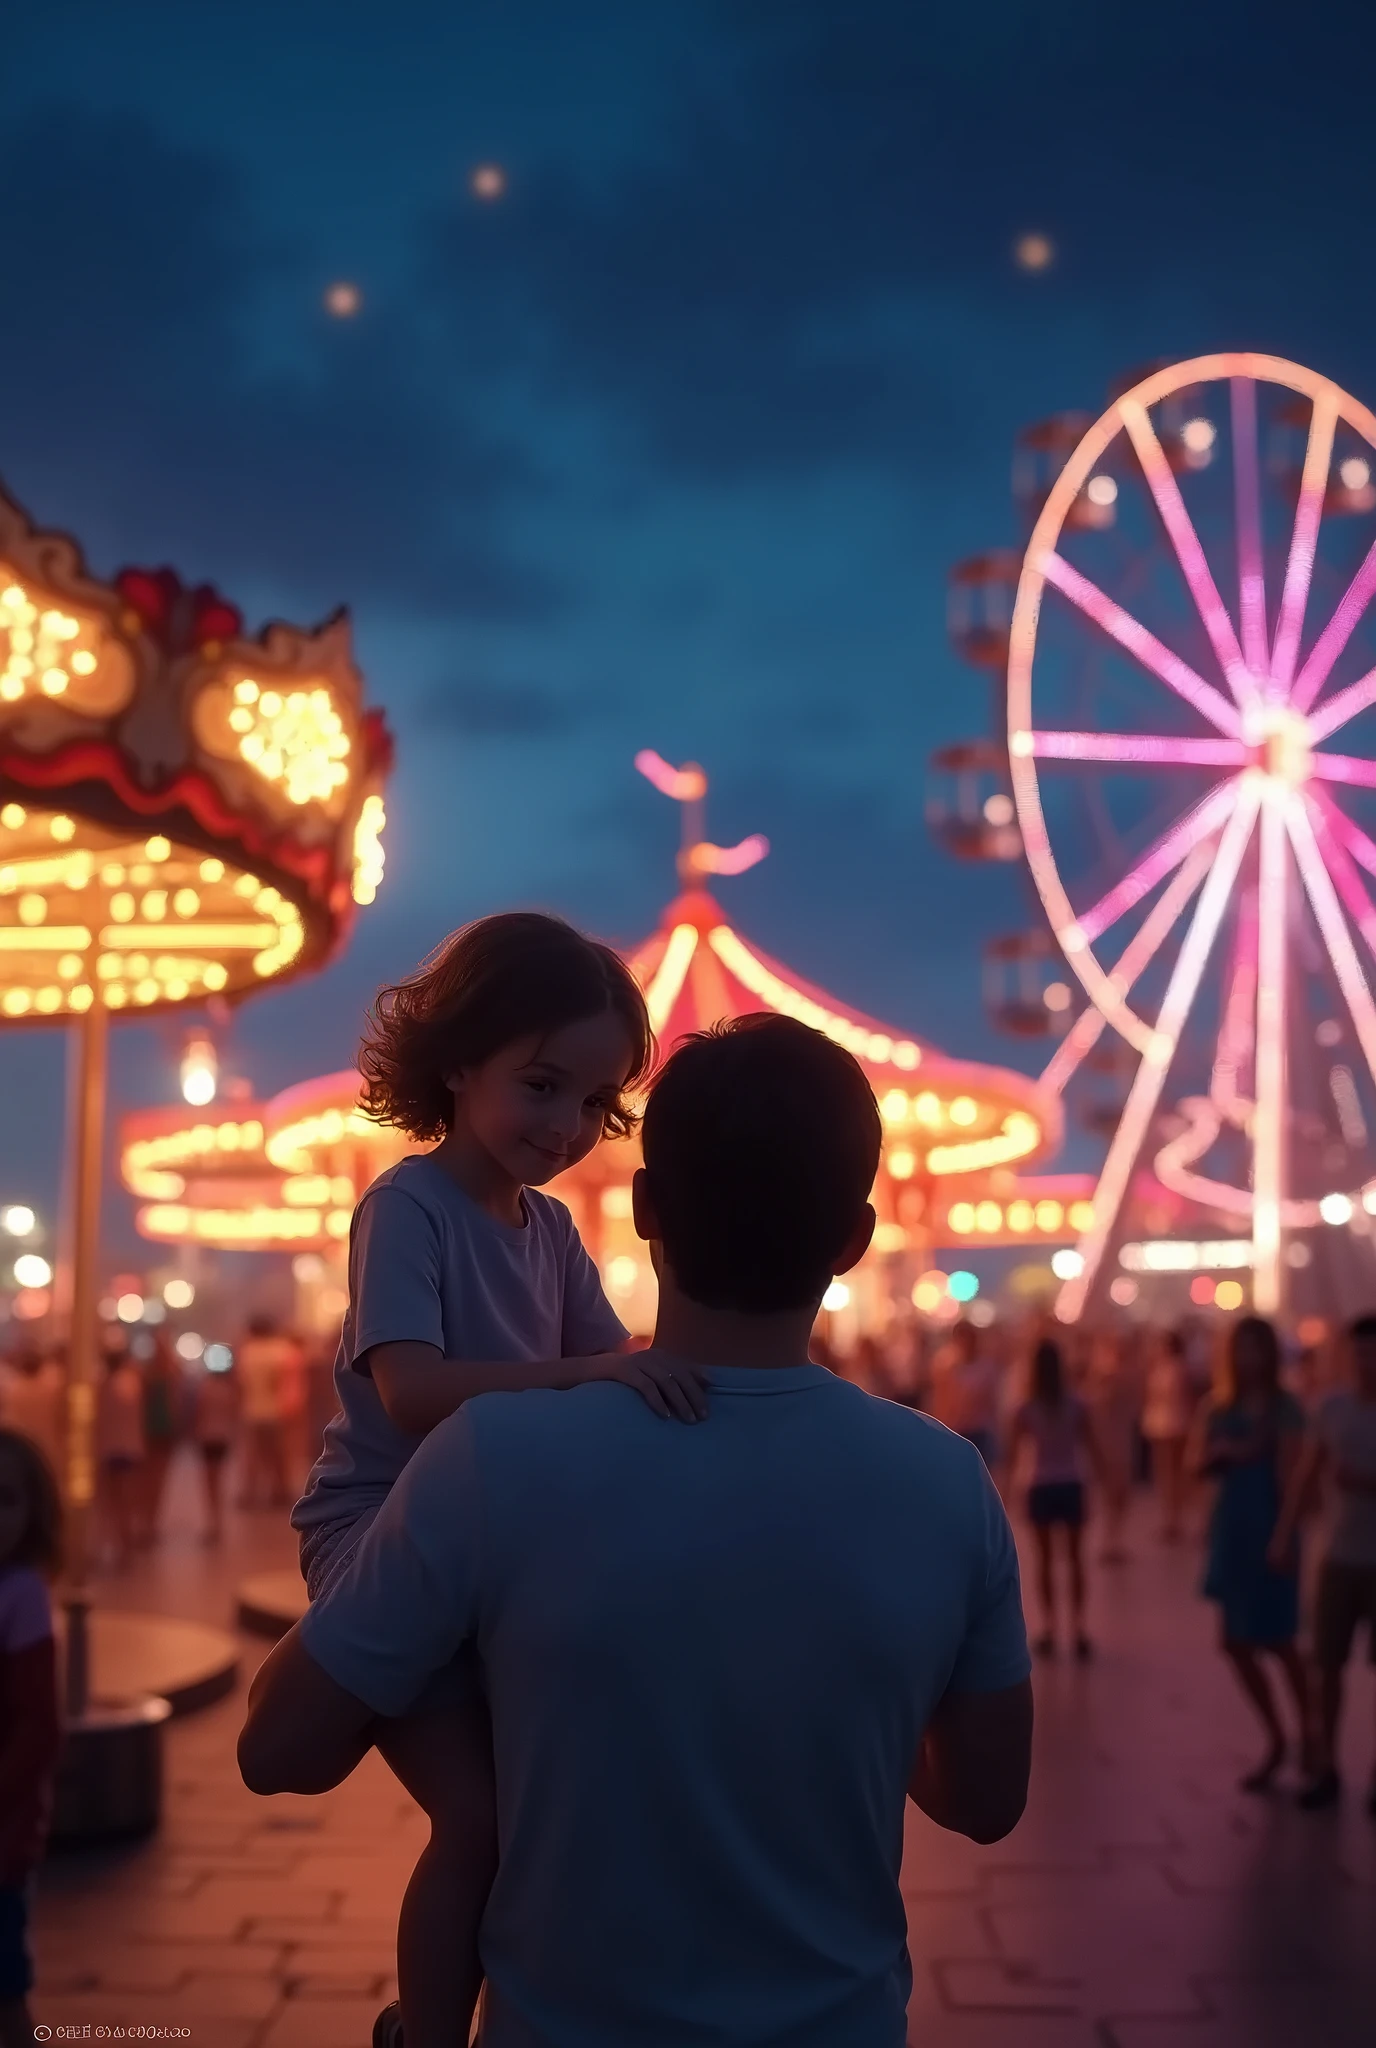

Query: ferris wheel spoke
left=1119, top=397, right=1252, bottom=706
left=1311, top=751, right=1376, bottom=792
left=1314, top=794, right=1376, bottom=883
left=1253, top=793, right=1287, bottom=1311
left=1285, top=795, right=1376, bottom=1094
left=1231, top=377, right=1269, bottom=681
left=1292, top=531, right=1376, bottom=714
left=1304, top=794, right=1376, bottom=960
left=1056, top=781, right=1262, bottom=1322
left=1039, top=839, right=1215, bottom=1094
left=1304, top=661, right=1376, bottom=744
left=1024, top=732, right=1245, bottom=767
left=1038, top=552, right=1243, bottom=737
left=1077, top=777, right=1239, bottom=944
left=1272, top=395, right=1338, bottom=692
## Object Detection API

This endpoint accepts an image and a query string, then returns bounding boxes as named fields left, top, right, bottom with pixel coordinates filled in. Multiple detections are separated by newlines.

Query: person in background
left=0, top=1349, right=65, bottom=1484
left=237, top=1314, right=294, bottom=1509
left=1191, top=1315, right=1311, bottom=1793
left=136, top=1330, right=182, bottom=1546
left=96, top=1340, right=145, bottom=1567
left=1005, top=1336, right=1099, bottom=1659
left=931, top=1317, right=1001, bottom=1467
left=1084, top=1330, right=1137, bottom=1564
left=194, top=1353, right=241, bottom=1545
left=1142, top=1328, right=1192, bottom=1542
left=0, top=1427, right=63, bottom=2048
left=1272, top=1312, right=1376, bottom=1813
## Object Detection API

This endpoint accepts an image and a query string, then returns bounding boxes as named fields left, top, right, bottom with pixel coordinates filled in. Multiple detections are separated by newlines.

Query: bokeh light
left=1014, top=232, right=1054, bottom=271
left=324, top=281, right=361, bottom=317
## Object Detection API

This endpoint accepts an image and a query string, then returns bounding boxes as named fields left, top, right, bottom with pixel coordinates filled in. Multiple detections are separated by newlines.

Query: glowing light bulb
left=1014, top=232, right=1054, bottom=271
left=1181, top=417, right=1216, bottom=454
left=1085, top=474, right=1118, bottom=506
left=470, top=163, right=507, bottom=200
left=821, top=1281, right=850, bottom=1313
left=325, top=281, right=361, bottom=317
left=1340, top=455, right=1371, bottom=491
left=180, top=1037, right=218, bottom=1107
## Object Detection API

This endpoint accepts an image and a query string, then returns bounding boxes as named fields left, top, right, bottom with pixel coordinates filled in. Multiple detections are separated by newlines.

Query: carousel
left=120, top=755, right=1077, bottom=1336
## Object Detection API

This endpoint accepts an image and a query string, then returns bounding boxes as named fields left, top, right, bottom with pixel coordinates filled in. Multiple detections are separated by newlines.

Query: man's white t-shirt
left=302, top=1363, right=1030, bottom=2048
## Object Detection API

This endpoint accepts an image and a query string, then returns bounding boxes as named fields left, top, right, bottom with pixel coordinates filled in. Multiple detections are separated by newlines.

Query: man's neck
left=651, top=1281, right=817, bottom=1371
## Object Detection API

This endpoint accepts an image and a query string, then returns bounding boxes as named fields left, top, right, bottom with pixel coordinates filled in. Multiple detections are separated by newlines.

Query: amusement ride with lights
left=0, top=468, right=391, bottom=1813
left=932, top=353, right=1376, bottom=1323
left=120, top=753, right=1100, bottom=1336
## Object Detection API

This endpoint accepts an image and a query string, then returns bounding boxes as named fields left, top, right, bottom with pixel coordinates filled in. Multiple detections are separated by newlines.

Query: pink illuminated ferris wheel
left=1007, top=354, right=1376, bottom=1320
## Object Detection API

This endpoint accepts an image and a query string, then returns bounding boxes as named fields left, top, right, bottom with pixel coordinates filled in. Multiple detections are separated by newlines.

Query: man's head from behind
left=635, top=1015, right=880, bottom=1315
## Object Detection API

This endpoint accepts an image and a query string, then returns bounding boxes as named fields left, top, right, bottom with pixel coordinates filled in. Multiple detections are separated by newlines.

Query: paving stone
left=31, top=1488, right=1376, bottom=2048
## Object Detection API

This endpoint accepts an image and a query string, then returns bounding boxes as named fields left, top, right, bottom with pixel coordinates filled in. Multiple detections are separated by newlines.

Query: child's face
left=450, top=1009, right=636, bottom=1187
left=0, top=1449, right=29, bottom=1565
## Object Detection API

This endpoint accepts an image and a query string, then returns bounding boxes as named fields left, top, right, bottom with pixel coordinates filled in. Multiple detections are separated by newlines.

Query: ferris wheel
left=1006, top=353, right=1376, bottom=1320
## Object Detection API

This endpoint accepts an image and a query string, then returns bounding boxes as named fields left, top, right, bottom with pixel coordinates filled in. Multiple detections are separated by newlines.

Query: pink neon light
left=1040, top=839, right=1214, bottom=1095
left=1285, top=795, right=1376, bottom=1091
left=694, top=834, right=769, bottom=876
left=1078, top=778, right=1238, bottom=944
left=1029, top=732, right=1245, bottom=767
left=1231, top=378, right=1269, bottom=680
left=1058, top=783, right=1261, bottom=1321
left=1040, top=552, right=1243, bottom=738
left=1271, top=398, right=1336, bottom=690
left=1316, top=795, right=1376, bottom=880
left=1120, top=398, right=1250, bottom=703
left=1292, top=531, right=1376, bottom=713
left=1305, top=796, right=1376, bottom=957
left=634, top=749, right=706, bottom=803
left=1306, top=662, right=1376, bottom=743
left=1312, top=752, right=1376, bottom=791
left=1253, top=794, right=1287, bottom=1308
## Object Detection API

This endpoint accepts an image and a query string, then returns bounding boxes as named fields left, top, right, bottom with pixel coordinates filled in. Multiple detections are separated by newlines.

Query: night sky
left=4, top=0, right=1376, bottom=1249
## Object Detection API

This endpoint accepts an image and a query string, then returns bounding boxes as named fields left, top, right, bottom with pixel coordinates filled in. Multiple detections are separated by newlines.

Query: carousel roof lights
left=0, top=504, right=391, bottom=1025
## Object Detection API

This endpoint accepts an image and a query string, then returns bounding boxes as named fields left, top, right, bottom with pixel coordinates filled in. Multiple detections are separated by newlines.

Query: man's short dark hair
left=641, top=1014, right=882, bottom=1313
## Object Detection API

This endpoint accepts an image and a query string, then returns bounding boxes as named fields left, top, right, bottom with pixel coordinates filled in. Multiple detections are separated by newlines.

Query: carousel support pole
left=64, top=996, right=108, bottom=1720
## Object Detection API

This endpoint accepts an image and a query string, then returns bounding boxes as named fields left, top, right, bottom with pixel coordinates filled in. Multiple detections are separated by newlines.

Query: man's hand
left=573, top=1350, right=709, bottom=1422
left=238, top=1626, right=376, bottom=1796
left=908, top=1679, right=1033, bottom=1844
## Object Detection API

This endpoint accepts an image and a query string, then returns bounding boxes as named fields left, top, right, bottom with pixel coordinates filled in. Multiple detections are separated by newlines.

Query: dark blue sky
left=4, top=0, right=1376, bottom=1243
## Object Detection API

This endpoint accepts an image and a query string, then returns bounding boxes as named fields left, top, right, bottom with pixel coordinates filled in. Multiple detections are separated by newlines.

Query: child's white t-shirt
left=291, top=1153, right=627, bottom=1537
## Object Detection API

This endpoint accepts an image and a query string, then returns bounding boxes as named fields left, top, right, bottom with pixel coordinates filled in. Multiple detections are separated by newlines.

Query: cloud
left=0, top=108, right=559, bottom=623
left=422, top=0, right=1376, bottom=483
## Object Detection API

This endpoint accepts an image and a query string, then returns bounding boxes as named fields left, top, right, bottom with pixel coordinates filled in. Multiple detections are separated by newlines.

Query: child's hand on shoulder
left=566, top=1352, right=708, bottom=1423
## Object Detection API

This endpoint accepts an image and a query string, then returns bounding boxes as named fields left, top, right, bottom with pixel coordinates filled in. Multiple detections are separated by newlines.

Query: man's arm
left=238, top=1625, right=375, bottom=1796
left=908, top=1679, right=1033, bottom=1844
left=369, top=1340, right=706, bottom=1433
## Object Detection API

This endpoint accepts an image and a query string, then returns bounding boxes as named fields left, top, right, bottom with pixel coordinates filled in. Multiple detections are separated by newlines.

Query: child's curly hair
left=359, top=912, right=654, bottom=1142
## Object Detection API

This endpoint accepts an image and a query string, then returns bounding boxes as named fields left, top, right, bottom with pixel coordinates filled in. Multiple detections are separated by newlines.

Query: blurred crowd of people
left=824, top=1306, right=1376, bottom=1813
left=0, top=1315, right=338, bottom=1561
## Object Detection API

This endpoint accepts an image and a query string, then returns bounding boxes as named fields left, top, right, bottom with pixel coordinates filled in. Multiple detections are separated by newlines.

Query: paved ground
left=30, top=1449, right=1376, bottom=2047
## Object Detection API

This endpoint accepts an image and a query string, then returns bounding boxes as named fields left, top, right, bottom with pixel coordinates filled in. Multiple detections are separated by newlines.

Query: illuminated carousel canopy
left=0, top=492, right=391, bottom=1024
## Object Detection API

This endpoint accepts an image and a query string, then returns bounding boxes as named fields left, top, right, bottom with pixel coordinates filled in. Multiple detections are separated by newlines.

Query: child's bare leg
left=375, top=1693, right=496, bottom=2048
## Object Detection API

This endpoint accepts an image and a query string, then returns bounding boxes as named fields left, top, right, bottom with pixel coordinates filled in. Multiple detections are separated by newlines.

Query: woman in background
left=1191, top=1315, right=1311, bottom=1792
left=1084, top=1329, right=1137, bottom=1564
left=1005, top=1337, right=1099, bottom=1660
left=1142, top=1328, right=1192, bottom=1542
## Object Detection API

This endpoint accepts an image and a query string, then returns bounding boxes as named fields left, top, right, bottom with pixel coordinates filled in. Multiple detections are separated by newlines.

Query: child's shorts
left=299, top=1509, right=482, bottom=1718
left=0, top=1880, right=33, bottom=2000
